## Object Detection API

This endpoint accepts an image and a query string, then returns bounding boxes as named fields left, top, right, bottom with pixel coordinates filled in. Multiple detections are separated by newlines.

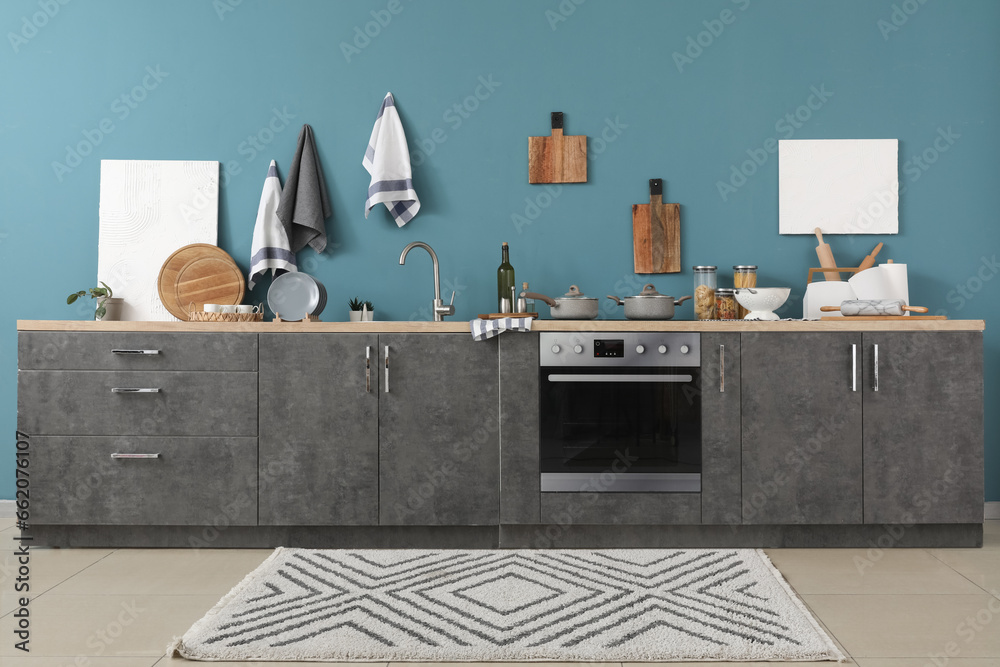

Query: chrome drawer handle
left=873, top=344, right=879, bottom=392
left=852, top=343, right=857, bottom=392
left=111, top=349, right=160, bottom=355
left=111, top=453, right=161, bottom=459
left=720, top=344, right=725, bottom=393
left=384, top=345, right=390, bottom=393
left=111, top=387, right=160, bottom=393
left=365, top=346, right=371, bottom=393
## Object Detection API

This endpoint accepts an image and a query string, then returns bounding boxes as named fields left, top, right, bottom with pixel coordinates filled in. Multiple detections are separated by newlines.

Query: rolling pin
left=814, top=228, right=840, bottom=281
left=821, top=299, right=929, bottom=316
left=856, top=242, right=884, bottom=272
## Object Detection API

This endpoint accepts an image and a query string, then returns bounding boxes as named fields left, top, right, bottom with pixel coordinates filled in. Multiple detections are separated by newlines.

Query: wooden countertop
left=17, top=319, right=986, bottom=332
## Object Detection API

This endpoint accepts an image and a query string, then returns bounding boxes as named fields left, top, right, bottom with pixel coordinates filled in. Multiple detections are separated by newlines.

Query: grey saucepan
left=522, top=285, right=599, bottom=320
left=606, top=283, right=692, bottom=320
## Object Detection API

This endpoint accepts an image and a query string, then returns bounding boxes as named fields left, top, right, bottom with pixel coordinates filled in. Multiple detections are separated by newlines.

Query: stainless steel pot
left=522, top=285, right=599, bottom=320
left=606, top=284, right=691, bottom=320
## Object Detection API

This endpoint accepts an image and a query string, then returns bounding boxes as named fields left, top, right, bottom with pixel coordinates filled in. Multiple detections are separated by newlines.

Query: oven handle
left=546, top=374, right=694, bottom=383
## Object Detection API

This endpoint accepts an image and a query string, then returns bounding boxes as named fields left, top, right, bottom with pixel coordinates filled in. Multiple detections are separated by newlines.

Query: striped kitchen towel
left=363, top=92, right=420, bottom=227
left=470, top=317, right=534, bottom=341
left=248, top=160, right=296, bottom=289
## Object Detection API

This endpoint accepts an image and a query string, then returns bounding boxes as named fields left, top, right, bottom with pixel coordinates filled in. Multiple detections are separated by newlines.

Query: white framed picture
left=779, top=139, right=898, bottom=235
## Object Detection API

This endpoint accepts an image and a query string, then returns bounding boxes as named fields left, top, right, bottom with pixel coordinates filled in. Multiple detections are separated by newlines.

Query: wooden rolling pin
left=813, top=228, right=840, bottom=281
left=856, top=242, right=884, bottom=272
left=821, top=299, right=929, bottom=316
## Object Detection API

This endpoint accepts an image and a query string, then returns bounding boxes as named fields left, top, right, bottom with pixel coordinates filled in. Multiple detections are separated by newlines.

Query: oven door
left=539, top=366, right=701, bottom=492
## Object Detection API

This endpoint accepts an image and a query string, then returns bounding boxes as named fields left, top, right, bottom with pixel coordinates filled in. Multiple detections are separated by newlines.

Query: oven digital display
left=593, top=339, right=624, bottom=357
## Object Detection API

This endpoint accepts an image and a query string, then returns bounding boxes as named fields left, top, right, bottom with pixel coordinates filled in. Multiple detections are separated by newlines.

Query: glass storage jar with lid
left=693, top=266, right=717, bottom=320
left=733, top=265, right=758, bottom=319
left=715, top=288, right=739, bottom=320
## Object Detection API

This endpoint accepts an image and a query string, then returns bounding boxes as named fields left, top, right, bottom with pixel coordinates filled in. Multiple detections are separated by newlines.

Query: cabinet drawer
left=18, top=371, right=257, bottom=436
left=18, top=332, right=257, bottom=371
left=540, top=493, right=701, bottom=525
left=28, top=436, right=257, bottom=526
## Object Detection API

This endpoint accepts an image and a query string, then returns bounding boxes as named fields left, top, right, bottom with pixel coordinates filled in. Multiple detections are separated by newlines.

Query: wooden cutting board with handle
left=528, top=112, right=587, bottom=183
left=632, top=179, right=680, bottom=273
left=157, top=244, right=245, bottom=321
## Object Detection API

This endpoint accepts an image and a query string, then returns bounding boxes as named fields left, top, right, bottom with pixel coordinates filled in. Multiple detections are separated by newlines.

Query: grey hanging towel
left=276, top=124, right=331, bottom=253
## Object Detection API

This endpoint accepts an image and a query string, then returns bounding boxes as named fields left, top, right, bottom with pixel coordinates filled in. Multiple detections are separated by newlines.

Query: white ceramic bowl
left=734, top=287, right=791, bottom=320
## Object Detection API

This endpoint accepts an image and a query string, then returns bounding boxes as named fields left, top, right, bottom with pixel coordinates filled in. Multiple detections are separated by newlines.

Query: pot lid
left=629, top=283, right=672, bottom=299
left=561, top=285, right=592, bottom=299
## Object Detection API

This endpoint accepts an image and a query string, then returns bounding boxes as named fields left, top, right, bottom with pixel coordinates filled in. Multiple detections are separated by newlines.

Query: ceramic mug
left=235, top=305, right=256, bottom=314
left=219, top=305, right=237, bottom=314
left=203, top=304, right=223, bottom=313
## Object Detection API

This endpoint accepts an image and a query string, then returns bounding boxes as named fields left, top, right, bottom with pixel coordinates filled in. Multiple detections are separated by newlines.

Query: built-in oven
left=539, top=332, right=701, bottom=493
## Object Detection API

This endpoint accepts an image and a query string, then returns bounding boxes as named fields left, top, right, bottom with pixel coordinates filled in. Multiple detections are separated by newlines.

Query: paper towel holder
left=807, top=266, right=866, bottom=283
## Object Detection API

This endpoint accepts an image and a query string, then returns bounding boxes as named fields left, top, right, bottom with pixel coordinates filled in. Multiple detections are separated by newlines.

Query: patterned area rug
left=170, top=548, right=844, bottom=662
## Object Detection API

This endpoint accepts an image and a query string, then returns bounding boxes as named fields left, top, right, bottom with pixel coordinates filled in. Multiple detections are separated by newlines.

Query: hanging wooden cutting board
left=157, top=244, right=245, bottom=320
left=632, top=179, right=680, bottom=273
left=528, top=112, right=587, bottom=183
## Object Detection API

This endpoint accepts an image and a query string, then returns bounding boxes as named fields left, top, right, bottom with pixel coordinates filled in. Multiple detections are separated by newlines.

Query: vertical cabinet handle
left=365, top=346, right=371, bottom=393
left=873, top=343, right=879, bottom=392
left=852, top=343, right=857, bottom=392
left=384, top=345, right=390, bottom=393
left=719, top=344, right=725, bottom=393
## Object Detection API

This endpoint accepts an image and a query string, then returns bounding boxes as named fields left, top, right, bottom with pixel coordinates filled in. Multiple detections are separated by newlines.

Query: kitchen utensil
left=632, top=179, right=680, bottom=274
left=157, top=244, right=246, bottom=321
left=267, top=272, right=326, bottom=321
left=606, top=283, right=691, bottom=320
left=820, top=300, right=929, bottom=316
left=819, top=314, right=947, bottom=320
left=522, top=285, right=599, bottom=320
left=528, top=112, right=587, bottom=184
left=856, top=242, right=884, bottom=272
left=734, top=287, right=791, bottom=320
left=803, top=281, right=856, bottom=319
left=813, top=228, right=841, bottom=281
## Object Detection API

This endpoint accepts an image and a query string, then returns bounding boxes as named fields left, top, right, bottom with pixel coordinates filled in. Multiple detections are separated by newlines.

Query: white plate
left=267, top=273, right=326, bottom=321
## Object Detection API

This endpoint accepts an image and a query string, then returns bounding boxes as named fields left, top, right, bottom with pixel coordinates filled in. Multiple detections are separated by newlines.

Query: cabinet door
left=741, top=332, right=863, bottom=524
left=258, top=333, right=379, bottom=526
left=863, top=332, right=984, bottom=524
left=701, top=332, right=742, bottom=524
left=379, top=334, right=500, bottom=525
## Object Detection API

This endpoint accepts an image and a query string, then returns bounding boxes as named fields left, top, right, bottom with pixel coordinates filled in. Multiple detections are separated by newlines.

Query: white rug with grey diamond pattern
left=169, top=547, right=844, bottom=662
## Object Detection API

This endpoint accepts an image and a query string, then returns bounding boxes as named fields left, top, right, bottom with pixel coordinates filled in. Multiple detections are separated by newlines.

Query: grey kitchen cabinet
left=378, top=334, right=500, bottom=526
left=862, top=332, right=984, bottom=524
left=258, top=333, right=380, bottom=526
left=700, top=332, right=742, bottom=524
left=499, top=333, right=540, bottom=524
left=741, top=332, right=864, bottom=524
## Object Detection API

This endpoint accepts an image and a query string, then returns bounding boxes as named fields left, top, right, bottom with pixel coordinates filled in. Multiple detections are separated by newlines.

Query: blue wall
left=2, top=0, right=998, bottom=501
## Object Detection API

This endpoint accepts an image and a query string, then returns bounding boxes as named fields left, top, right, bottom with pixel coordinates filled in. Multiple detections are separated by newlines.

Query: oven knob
left=551, top=345, right=561, bottom=354
left=573, top=345, right=583, bottom=354
left=635, top=345, right=645, bottom=354
left=680, top=344, right=690, bottom=354
left=658, top=344, right=668, bottom=354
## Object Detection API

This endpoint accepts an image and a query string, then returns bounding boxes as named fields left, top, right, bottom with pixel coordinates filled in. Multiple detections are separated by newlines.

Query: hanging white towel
left=363, top=92, right=420, bottom=227
left=249, top=160, right=296, bottom=289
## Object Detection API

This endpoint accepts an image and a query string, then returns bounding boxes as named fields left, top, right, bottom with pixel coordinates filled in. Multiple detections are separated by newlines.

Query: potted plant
left=67, top=282, right=123, bottom=321
left=348, top=297, right=375, bottom=322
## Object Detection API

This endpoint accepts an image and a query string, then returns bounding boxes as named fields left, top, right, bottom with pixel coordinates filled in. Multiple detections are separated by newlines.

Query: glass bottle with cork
left=497, top=242, right=515, bottom=313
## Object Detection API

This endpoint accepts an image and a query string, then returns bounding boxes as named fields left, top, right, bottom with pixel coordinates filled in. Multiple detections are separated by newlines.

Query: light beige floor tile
left=51, top=548, right=272, bottom=596
left=765, top=548, right=983, bottom=594
left=0, top=593, right=220, bottom=658
left=855, top=659, right=1000, bottom=666
left=625, top=662, right=856, bottom=666
left=0, top=518, right=16, bottom=532
left=157, top=659, right=386, bottom=666
left=2, top=658, right=160, bottom=666
left=0, top=547, right=115, bottom=597
left=982, top=520, right=999, bottom=550
left=928, top=548, right=1000, bottom=598
left=803, top=593, right=1000, bottom=658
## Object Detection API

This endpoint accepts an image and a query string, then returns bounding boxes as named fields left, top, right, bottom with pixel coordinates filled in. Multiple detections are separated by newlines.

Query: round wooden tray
left=157, top=244, right=245, bottom=321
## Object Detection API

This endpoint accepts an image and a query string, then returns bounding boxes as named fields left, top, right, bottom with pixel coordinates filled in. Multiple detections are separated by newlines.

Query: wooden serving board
left=528, top=112, right=587, bottom=184
left=820, top=316, right=947, bottom=320
left=157, top=244, right=245, bottom=321
left=478, top=313, right=539, bottom=320
left=633, top=179, right=680, bottom=273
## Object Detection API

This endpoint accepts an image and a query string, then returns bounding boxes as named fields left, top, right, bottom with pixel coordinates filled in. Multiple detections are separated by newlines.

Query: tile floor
left=0, top=518, right=997, bottom=666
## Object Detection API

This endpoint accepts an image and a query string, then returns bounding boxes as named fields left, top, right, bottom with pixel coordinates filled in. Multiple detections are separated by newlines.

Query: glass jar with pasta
left=693, top=266, right=717, bottom=320
left=715, top=288, right=739, bottom=320
left=733, top=265, right=757, bottom=319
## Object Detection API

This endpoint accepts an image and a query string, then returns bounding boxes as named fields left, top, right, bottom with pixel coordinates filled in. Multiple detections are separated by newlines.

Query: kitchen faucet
left=398, top=241, right=455, bottom=321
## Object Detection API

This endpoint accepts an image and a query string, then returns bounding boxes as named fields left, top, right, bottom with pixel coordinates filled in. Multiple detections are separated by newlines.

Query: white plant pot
left=349, top=310, right=374, bottom=322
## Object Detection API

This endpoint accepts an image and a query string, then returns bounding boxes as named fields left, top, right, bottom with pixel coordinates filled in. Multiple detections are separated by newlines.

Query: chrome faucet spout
left=399, top=241, right=453, bottom=321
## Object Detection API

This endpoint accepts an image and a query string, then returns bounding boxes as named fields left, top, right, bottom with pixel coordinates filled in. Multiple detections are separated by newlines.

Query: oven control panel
left=539, top=332, right=701, bottom=367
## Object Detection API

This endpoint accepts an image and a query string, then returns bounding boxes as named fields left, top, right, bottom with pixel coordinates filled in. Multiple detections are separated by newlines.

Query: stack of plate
left=267, top=272, right=327, bottom=321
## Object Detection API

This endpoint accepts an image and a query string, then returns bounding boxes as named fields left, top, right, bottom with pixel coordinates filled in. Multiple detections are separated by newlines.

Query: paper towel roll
left=803, top=281, right=856, bottom=319
left=878, top=262, right=909, bottom=314
left=849, top=266, right=893, bottom=300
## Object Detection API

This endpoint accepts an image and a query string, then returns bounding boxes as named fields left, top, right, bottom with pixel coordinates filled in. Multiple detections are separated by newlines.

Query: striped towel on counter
left=470, top=317, right=534, bottom=341
left=248, top=160, right=296, bottom=289
left=363, top=92, right=420, bottom=227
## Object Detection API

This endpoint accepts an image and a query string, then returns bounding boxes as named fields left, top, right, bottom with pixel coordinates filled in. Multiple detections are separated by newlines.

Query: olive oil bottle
left=497, top=242, right=515, bottom=312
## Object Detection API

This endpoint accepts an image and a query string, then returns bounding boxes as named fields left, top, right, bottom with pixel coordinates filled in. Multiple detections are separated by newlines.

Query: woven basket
left=188, top=303, right=263, bottom=323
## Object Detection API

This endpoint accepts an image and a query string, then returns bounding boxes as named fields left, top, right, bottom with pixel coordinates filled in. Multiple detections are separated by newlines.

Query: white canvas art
left=98, top=160, right=219, bottom=320
left=779, top=139, right=898, bottom=235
